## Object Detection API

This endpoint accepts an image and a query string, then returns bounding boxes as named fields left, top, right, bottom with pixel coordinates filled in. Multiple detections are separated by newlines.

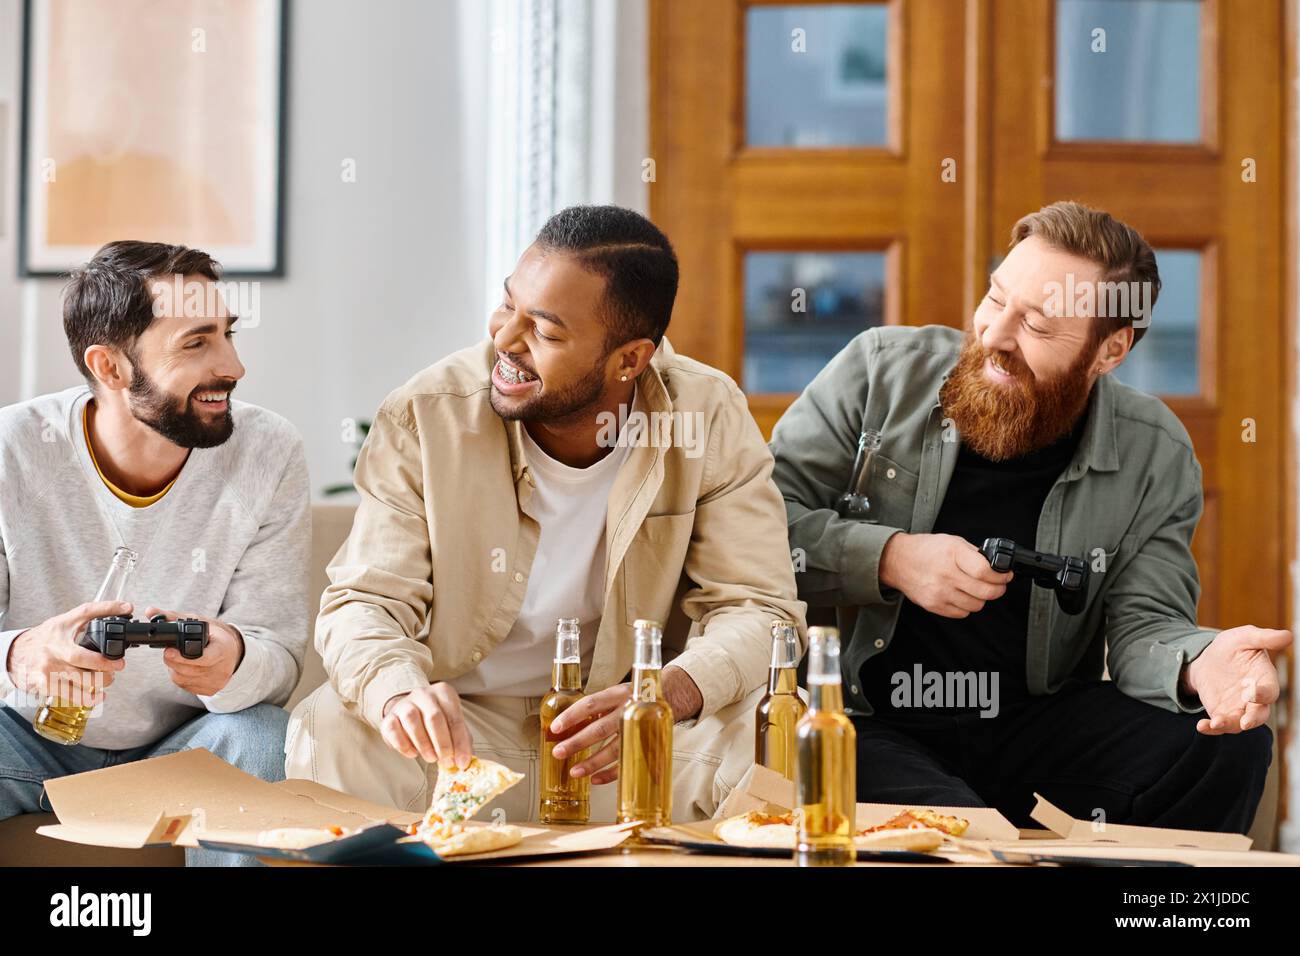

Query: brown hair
left=63, top=241, right=222, bottom=382
left=1009, top=200, right=1159, bottom=348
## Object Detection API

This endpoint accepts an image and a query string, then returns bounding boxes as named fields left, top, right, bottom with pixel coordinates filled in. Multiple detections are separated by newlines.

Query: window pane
left=745, top=4, right=889, bottom=148
left=744, top=251, right=886, bottom=393
left=1055, top=0, right=1201, bottom=143
left=1112, top=249, right=1200, bottom=396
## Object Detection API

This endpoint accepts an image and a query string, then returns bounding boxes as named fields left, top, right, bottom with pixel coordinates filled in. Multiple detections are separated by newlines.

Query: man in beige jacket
left=286, top=206, right=804, bottom=821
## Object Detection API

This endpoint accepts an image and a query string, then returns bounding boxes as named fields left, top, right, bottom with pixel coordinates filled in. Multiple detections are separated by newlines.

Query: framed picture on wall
left=18, top=0, right=287, bottom=276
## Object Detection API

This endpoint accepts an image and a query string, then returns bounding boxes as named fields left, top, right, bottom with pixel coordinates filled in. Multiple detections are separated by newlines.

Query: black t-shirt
left=858, top=420, right=1084, bottom=718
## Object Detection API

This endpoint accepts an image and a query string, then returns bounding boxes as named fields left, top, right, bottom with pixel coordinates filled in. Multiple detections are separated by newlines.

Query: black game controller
left=979, top=537, right=1089, bottom=616
left=79, top=615, right=209, bottom=660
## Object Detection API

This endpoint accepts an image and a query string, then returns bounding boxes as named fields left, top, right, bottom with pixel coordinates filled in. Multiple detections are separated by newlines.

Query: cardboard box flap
left=715, top=763, right=795, bottom=818
left=1030, top=793, right=1252, bottom=851
left=37, top=811, right=191, bottom=850
left=41, top=749, right=415, bottom=849
left=545, top=822, right=641, bottom=852
left=715, top=763, right=1018, bottom=841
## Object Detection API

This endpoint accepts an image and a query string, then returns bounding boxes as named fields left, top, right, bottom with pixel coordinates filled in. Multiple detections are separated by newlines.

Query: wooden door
left=979, top=0, right=1285, bottom=631
left=649, top=0, right=967, bottom=437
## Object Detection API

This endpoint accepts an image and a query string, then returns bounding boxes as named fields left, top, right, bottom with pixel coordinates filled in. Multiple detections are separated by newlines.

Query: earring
left=620, top=375, right=628, bottom=382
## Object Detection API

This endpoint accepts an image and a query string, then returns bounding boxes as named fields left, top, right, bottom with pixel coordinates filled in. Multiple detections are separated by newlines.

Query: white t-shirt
left=449, top=398, right=637, bottom=697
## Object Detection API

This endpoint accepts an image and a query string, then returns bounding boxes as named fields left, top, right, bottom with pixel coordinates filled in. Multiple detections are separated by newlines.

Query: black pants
left=851, top=680, right=1273, bottom=834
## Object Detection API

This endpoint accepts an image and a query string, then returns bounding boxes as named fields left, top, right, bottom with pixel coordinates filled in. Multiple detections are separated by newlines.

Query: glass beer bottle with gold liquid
left=539, top=617, right=590, bottom=823
left=795, top=626, right=857, bottom=867
left=754, top=619, right=806, bottom=781
left=617, top=619, right=673, bottom=833
left=33, top=546, right=138, bottom=745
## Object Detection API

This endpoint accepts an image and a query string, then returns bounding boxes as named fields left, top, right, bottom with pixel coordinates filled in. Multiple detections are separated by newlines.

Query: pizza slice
left=426, top=756, right=525, bottom=824
left=857, top=808, right=970, bottom=837
left=403, top=820, right=525, bottom=857
left=713, top=810, right=798, bottom=848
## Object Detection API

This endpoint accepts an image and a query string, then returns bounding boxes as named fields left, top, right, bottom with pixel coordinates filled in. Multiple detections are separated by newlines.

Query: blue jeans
left=0, top=702, right=289, bottom=867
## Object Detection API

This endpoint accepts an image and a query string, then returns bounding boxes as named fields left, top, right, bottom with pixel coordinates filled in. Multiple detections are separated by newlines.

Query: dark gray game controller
left=79, top=615, right=209, bottom=660
left=979, top=537, right=1089, bottom=616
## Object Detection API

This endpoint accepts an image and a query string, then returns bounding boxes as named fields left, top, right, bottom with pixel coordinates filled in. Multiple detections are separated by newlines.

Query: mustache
left=189, top=380, right=238, bottom=397
left=970, top=342, right=1030, bottom=381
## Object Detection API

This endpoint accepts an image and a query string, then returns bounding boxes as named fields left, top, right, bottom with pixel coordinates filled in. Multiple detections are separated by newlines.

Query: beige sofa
left=0, top=501, right=1282, bottom=863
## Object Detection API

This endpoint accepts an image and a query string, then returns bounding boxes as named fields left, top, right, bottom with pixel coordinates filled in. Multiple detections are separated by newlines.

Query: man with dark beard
left=0, top=241, right=310, bottom=864
left=288, top=206, right=803, bottom=822
left=770, top=201, right=1289, bottom=834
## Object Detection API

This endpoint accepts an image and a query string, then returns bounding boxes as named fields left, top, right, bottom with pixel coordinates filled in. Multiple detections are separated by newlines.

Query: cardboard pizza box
left=36, top=748, right=635, bottom=864
left=1026, top=792, right=1253, bottom=851
left=707, top=764, right=1292, bottom=866
left=713, top=762, right=1021, bottom=840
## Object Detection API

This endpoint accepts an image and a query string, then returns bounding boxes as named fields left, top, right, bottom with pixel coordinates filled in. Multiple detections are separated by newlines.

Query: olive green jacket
left=770, top=325, right=1217, bottom=716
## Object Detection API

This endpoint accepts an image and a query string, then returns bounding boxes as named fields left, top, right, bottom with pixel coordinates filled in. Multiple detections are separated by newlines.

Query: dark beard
left=489, top=354, right=609, bottom=425
left=938, top=334, right=1094, bottom=461
left=128, top=366, right=236, bottom=449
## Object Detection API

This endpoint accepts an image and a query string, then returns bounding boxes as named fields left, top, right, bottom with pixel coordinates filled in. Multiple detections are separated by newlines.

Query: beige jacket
left=317, top=338, right=805, bottom=732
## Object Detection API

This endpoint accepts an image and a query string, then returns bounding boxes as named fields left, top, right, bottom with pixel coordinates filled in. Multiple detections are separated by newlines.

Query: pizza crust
left=423, top=824, right=524, bottom=858
left=853, top=827, right=943, bottom=852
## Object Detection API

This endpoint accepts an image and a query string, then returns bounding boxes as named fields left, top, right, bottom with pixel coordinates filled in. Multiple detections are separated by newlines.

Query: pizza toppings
left=399, top=756, right=528, bottom=857
left=714, top=806, right=970, bottom=852
left=427, top=757, right=525, bottom=824
left=745, top=810, right=796, bottom=827
left=857, top=809, right=970, bottom=837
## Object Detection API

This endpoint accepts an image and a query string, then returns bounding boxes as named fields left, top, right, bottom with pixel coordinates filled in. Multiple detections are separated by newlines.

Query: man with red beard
left=770, top=201, right=1290, bottom=834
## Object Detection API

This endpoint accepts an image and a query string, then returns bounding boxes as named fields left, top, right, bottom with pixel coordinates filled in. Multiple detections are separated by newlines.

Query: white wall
left=0, top=0, right=647, bottom=494
left=0, top=0, right=25, bottom=402
left=1, top=0, right=490, bottom=491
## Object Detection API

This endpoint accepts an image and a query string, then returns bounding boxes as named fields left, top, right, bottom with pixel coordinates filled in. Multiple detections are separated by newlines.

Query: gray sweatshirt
left=0, top=386, right=311, bottom=749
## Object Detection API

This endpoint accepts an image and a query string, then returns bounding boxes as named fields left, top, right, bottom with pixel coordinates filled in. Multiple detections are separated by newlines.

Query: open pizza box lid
left=1023, top=792, right=1252, bottom=851
left=37, top=748, right=635, bottom=864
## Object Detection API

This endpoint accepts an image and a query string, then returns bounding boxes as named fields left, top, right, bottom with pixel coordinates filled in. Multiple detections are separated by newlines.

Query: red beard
left=938, top=335, right=1094, bottom=461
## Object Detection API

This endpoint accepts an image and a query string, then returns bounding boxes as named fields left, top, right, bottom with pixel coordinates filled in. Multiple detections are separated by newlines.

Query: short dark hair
left=535, top=205, right=678, bottom=348
left=63, top=240, right=222, bottom=382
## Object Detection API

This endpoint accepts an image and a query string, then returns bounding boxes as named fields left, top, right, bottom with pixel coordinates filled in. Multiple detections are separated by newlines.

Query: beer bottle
left=539, top=617, right=590, bottom=824
left=795, top=626, right=857, bottom=867
left=835, top=427, right=882, bottom=520
left=617, top=619, right=673, bottom=832
left=755, top=619, right=807, bottom=781
left=33, top=546, right=138, bottom=745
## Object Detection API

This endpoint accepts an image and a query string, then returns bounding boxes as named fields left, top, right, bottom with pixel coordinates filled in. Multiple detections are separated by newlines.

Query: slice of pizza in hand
left=426, top=756, right=525, bottom=825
